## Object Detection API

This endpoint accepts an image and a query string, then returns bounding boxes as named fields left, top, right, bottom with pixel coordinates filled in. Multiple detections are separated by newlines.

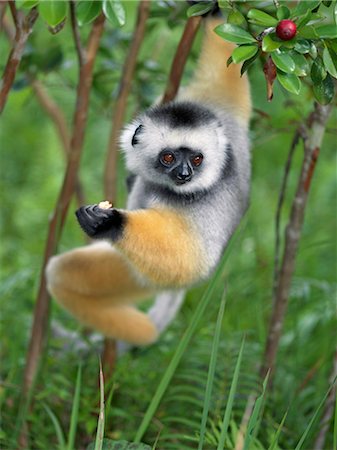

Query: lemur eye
left=192, top=154, right=203, bottom=167
left=161, top=152, right=175, bottom=165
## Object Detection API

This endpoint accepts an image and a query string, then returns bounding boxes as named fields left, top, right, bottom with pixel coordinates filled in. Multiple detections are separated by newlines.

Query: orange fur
left=117, top=208, right=208, bottom=287
left=181, top=18, right=251, bottom=125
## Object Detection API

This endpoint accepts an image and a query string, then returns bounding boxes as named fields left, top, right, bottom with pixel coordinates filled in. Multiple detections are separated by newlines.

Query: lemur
left=46, top=16, right=251, bottom=345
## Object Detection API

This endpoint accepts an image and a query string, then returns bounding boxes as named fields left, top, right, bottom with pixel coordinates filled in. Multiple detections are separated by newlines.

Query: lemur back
left=46, top=17, right=251, bottom=345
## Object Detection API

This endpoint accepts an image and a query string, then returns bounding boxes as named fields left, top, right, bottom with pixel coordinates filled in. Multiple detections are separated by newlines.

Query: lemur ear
left=132, top=124, right=143, bottom=146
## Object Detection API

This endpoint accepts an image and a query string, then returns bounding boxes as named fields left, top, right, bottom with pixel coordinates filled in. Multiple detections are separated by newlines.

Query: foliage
left=0, top=1, right=336, bottom=450
left=187, top=0, right=337, bottom=103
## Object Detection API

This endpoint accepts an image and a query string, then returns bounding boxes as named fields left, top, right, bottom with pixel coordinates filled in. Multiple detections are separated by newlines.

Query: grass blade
left=67, top=364, right=82, bottom=450
left=217, top=337, right=245, bottom=450
left=198, top=290, right=227, bottom=450
left=43, top=403, right=66, bottom=449
left=294, top=377, right=336, bottom=450
left=134, top=234, right=238, bottom=444
left=268, top=409, right=288, bottom=450
left=243, top=371, right=270, bottom=450
left=94, top=358, right=105, bottom=450
left=334, top=385, right=337, bottom=450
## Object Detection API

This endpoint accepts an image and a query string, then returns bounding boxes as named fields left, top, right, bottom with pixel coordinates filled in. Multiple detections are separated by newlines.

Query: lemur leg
left=76, top=206, right=209, bottom=288
left=51, top=283, right=157, bottom=344
left=46, top=241, right=151, bottom=302
left=148, top=290, right=186, bottom=334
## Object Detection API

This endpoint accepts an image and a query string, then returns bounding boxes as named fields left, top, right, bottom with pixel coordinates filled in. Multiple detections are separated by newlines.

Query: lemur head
left=120, top=101, right=230, bottom=194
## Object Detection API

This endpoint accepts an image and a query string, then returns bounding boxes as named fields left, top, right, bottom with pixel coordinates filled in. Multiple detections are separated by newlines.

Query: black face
left=157, top=147, right=203, bottom=185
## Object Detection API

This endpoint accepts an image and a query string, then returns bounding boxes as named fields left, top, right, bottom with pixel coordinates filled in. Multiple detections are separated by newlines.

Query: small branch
left=104, top=0, right=150, bottom=202
left=313, top=348, right=337, bottom=450
left=162, top=15, right=202, bottom=104
left=18, top=13, right=105, bottom=447
left=70, top=0, right=85, bottom=67
left=273, top=126, right=305, bottom=298
left=0, top=5, right=38, bottom=114
left=260, top=102, right=334, bottom=382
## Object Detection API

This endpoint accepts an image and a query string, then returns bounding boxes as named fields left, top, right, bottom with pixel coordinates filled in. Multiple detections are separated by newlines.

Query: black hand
left=75, top=205, right=125, bottom=240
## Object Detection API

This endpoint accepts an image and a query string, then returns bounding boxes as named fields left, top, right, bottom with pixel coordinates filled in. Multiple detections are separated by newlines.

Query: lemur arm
left=76, top=205, right=208, bottom=288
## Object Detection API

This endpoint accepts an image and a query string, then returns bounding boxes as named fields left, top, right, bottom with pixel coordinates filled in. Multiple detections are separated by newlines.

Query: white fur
left=120, top=108, right=229, bottom=194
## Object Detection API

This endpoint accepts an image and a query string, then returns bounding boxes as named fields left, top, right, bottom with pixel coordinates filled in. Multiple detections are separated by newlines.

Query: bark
left=18, top=13, right=105, bottom=447
left=260, top=102, right=334, bottom=381
left=104, top=0, right=150, bottom=202
left=162, top=15, right=202, bottom=103
left=0, top=4, right=38, bottom=114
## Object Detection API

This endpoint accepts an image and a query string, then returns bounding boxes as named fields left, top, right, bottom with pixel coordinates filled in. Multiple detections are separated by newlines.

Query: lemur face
left=120, top=101, right=230, bottom=193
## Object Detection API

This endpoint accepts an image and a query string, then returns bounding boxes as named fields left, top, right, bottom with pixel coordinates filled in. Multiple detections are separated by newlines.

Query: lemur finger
left=75, top=205, right=125, bottom=241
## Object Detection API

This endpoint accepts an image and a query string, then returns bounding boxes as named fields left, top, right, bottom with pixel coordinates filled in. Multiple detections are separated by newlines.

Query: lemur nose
left=177, top=172, right=192, bottom=181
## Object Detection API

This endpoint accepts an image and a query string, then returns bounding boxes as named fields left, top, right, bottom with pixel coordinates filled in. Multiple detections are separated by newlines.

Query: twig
left=313, top=348, right=337, bottom=450
left=103, top=0, right=150, bottom=202
left=69, top=0, right=85, bottom=67
left=18, top=13, right=105, bottom=448
left=162, top=15, right=202, bottom=103
left=273, top=126, right=305, bottom=299
left=0, top=5, right=38, bottom=114
left=260, top=102, right=334, bottom=382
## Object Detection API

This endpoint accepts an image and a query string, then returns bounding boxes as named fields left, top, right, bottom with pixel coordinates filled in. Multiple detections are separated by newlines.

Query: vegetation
left=0, top=1, right=336, bottom=449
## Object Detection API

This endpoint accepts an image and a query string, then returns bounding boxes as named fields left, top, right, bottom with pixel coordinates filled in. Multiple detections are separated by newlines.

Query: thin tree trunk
left=18, top=13, right=105, bottom=448
left=104, top=0, right=150, bottom=202
left=260, top=102, right=334, bottom=381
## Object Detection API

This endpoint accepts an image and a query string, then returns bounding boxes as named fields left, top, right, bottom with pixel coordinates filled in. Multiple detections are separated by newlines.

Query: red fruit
left=276, top=19, right=297, bottom=41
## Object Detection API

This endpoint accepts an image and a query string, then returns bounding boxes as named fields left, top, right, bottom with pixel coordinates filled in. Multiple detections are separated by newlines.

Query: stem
left=260, top=102, right=334, bottom=382
left=104, top=0, right=150, bottom=202
left=0, top=5, right=38, bottom=114
left=162, top=15, right=202, bottom=103
left=18, top=13, right=105, bottom=447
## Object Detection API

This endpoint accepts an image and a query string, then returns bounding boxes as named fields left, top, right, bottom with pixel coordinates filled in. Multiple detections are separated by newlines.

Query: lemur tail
left=181, top=17, right=251, bottom=126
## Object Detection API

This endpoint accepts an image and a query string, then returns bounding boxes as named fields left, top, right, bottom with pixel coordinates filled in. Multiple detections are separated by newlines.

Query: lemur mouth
left=175, top=179, right=191, bottom=186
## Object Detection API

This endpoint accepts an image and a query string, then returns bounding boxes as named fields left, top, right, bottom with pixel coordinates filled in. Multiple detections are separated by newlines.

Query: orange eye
left=192, top=154, right=203, bottom=167
left=161, top=152, right=175, bottom=165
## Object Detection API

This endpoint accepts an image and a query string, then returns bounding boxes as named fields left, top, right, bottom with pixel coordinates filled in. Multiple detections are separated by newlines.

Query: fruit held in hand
left=276, top=20, right=297, bottom=41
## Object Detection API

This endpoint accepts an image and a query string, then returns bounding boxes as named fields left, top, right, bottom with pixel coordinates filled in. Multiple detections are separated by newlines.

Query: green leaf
left=103, top=0, right=125, bottom=27
left=299, top=25, right=318, bottom=39
left=313, top=74, right=335, bottom=104
left=214, top=24, right=256, bottom=44
left=277, top=71, right=301, bottom=94
left=247, top=9, right=278, bottom=27
left=297, top=9, right=313, bottom=29
left=323, top=47, right=337, bottom=78
left=311, top=56, right=327, bottom=82
left=241, top=49, right=260, bottom=75
left=218, top=0, right=232, bottom=9
left=186, top=2, right=214, bottom=17
left=309, top=42, right=318, bottom=59
left=271, top=50, right=295, bottom=73
left=295, top=0, right=321, bottom=15
left=76, top=0, right=102, bottom=26
left=39, top=0, right=67, bottom=27
left=262, top=34, right=282, bottom=52
left=315, top=24, right=337, bottom=39
left=290, top=51, right=310, bottom=76
left=231, top=45, right=259, bottom=64
left=227, top=9, right=246, bottom=27
left=276, top=5, right=290, bottom=20
left=16, top=0, right=39, bottom=9
left=294, top=39, right=311, bottom=54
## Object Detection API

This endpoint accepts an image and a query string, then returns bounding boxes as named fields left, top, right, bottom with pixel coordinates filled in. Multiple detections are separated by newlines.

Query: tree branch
left=260, top=102, right=334, bottom=382
left=162, top=15, right=202, bottom=103
left=70, top=0, right=85, bottom=67
left=103, top=0, right=150, bottom=202
left=18, top=13, right=105, bottom=448
left=0, top=5, right=38, bottom=114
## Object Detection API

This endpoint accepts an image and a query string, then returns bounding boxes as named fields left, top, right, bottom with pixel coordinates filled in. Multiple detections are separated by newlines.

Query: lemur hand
left=75, top=205, right=124, bottom=240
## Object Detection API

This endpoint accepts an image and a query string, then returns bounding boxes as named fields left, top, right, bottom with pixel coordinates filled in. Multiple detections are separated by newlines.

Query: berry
left=276, top=20, right=297, bottom=41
